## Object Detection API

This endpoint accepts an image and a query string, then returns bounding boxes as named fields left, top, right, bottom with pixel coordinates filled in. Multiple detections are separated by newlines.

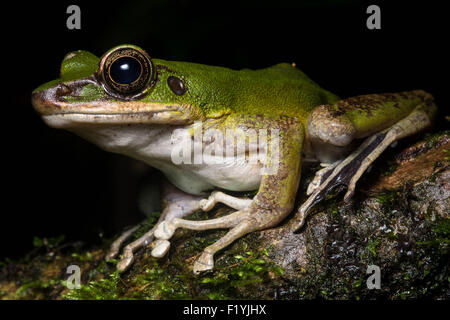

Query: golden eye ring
left=98, top=45, right=154, bottom=99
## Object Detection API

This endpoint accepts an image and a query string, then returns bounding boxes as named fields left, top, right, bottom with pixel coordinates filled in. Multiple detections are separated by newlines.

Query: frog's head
left=32, top=44, right=213, bottom=129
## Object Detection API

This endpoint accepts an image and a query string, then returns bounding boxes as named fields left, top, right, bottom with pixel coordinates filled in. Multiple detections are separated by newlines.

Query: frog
left=31, top=44, right=437, bottom=274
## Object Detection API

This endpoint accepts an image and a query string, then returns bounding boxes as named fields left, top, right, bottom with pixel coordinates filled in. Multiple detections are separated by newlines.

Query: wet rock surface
left=1, top=131, right=449, bottom=299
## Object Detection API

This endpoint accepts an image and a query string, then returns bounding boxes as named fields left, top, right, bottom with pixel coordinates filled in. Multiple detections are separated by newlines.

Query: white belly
left=73, top=124, right=264, bottom=195
left=163, top=157, right=263, bottom=195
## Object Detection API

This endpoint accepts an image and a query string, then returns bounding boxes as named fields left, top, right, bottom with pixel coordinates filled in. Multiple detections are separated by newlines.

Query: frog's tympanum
left=32, top=45, right=437, bottom=273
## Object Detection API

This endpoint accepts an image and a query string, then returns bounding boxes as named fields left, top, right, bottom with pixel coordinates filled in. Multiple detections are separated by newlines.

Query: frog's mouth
left=39, top=112, right=191, bottom=128
left=32, top=82, right=195, bottom=128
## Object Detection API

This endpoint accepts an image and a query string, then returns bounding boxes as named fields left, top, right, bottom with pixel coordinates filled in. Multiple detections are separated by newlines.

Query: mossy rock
left=1, top=131, right=449, bottom=300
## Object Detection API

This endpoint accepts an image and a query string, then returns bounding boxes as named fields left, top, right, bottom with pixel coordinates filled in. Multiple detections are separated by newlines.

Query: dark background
left=1, top=0, right=447, bottom=259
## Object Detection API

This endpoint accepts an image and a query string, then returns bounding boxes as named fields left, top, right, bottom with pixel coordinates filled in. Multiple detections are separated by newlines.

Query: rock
left=1, top=131, right=449, bottom=299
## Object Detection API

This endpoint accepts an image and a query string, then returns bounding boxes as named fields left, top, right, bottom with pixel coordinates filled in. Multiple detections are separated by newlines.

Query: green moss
left=71, top=252, right=93, bottom=262
left=15, top=279, right=61, bottom=299
left=196, top=249, right=285, bottom=299
left=423, top=130, right=449, bottom=148
left=353, top=278, right=364, bottom=288
left=417, top=218, right=450, bottom=254
left=443, top=149, right=450, bottom=162
left=367, top=239, right=381, bottom=257
left=376, top=191, right=396, bottom=206
left=33, top=235, right=65, bottom=249
left=56, top=240, right=285, bottom=300
left=131, top=261, right=191, bottom=299
left=62, top=270, right=124, bottom=300
left=128, top=248, right=284, bottom=300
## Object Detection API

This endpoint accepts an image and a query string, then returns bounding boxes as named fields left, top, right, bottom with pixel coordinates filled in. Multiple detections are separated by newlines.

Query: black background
left=1, top=0, right=447, bottom=259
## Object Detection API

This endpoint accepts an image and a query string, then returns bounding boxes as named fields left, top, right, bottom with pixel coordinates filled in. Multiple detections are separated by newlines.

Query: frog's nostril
left=56, top=84, right=72, bottom=96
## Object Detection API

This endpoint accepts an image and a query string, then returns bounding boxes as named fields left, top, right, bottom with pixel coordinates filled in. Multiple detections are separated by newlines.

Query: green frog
left=32, top=44, right=437, bottom=274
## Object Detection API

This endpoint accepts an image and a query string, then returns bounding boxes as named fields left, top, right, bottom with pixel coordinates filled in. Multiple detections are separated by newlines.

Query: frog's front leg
left=106, top=180, right=203, bottom=271
left=293, top=90, right=437, bottom=231
left=154, top=120, right=304, bottom=273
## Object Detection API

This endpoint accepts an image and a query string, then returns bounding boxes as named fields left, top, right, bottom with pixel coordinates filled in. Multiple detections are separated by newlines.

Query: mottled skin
left=32, top=45, right=437, bottom=273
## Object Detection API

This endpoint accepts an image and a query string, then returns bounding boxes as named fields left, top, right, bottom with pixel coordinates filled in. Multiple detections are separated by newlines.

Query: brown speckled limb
left=293, top=93, right=437, bottom=232
left=193, top=219, right=254, bottom=273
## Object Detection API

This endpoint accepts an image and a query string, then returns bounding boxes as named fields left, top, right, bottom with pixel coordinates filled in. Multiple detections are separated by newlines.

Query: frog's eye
left=167, top=76, right=187, bottom=95
left=99, top=46, right=154, bottom=98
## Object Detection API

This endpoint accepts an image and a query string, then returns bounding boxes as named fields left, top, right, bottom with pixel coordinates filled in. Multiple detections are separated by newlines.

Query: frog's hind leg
left=153, top=208, right=253, bottom=273
left=292, top=90, right=437, bottom=232
left=157, top=118, right=305, bottom=273
left=106, top=181, right=203, bottom=271
left=306, top=161, right=342, bottom=196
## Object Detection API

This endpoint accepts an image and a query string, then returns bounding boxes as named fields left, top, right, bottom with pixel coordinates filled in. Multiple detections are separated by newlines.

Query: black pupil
left=109, top=57, right=141, bottom=85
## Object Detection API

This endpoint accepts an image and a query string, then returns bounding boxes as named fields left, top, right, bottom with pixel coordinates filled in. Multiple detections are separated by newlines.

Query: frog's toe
left=113, top=224, right=159, bottom=271
left=193, top=251, right=214, bottom=274
left=306, top=161, right=341, bottom=196
left=105, top=224, right=141, bottom=260
left=154, top=220, right=177, bottom=240
left=151, top=239, right=171, bottom=258
left=116, top=246, right=134, bottom=271
left=200, top=191, right=252, bottom=212
left=199, top=191, right=222, bottom=211
left=199, top=198, right=215, bottom=211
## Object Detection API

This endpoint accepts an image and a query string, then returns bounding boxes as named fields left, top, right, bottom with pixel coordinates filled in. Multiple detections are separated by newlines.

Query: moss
left=62, top=270, right=124, bottom=300
left=57, top=243, right=285, bottom=300
left=128, top=247, right=285, bottom=300
left=70, top=252, right=93, bottom=262
left=15, top=279, right=61, bottom=299
left=423, top=130, right=449, bottom=148
left=376, top=191, right=396, bottom=207
left=130, top=261, right=192, bottom=299
left=443, top=149, right=450, bottom=162
left=367, top=239, right=381, bottom=257
left=32, top=235, right=66, bottom=249
left=417, top=218, right=450, bottom=254
left=196, top=249, right=285, bottom=299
